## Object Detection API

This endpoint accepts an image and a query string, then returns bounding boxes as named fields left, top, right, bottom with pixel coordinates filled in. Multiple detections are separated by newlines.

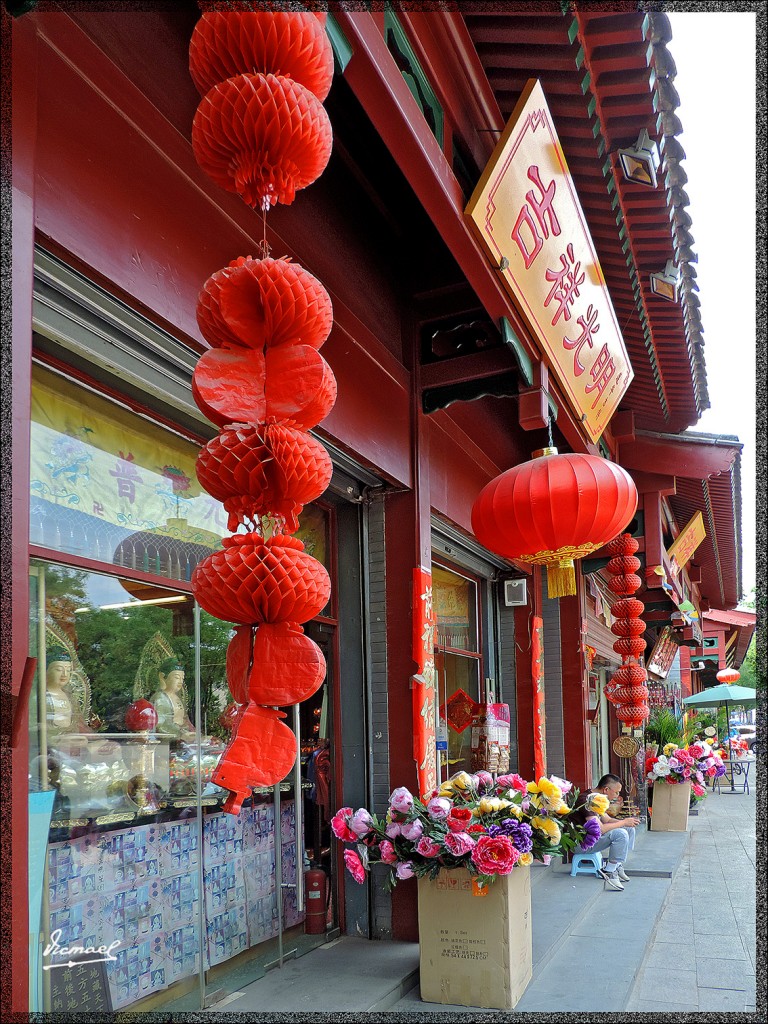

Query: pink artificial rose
left=349, top=809, right=374, bottom=837
left=331, top=807, right=357, bottom=842
left=447, top=808, right=473, bottom=833
left=471, top=835, right=520, bottom=876
left=473, top=771, right=494, bottom=791
left=415, top=836, right=441, bottom=858
left=395, top=861, right=415, bottom=880
left=427, top=797, right=452, bottom=820
left=688, top=745, right=705, bottom=759
left=496, top=773, right=528, bottom=793
left=344, top=849, right=366, bottom=884
left=389, top=786, right=414, bottom=815
left=706, top=765, right=717, bottom=777
left=548, top=774, right=572, bottom=795
left=692, top=783, right=706, bottom=797
left=682, top=767, right=692, bottom=778
left=695, top=771, right=704, bottom=783
left=444, top=831, right=476, bottom=857
left=379, top=840, right=398, bottom=865
left=400, top=819, right=424, bottom=842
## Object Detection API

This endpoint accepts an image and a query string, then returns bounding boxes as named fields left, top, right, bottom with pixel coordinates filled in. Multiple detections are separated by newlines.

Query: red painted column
left=6, top=9, right=37, bottom=1014
left=560, top=575, right=591, bottom=792
left=514, top=569, right=540, bottom=779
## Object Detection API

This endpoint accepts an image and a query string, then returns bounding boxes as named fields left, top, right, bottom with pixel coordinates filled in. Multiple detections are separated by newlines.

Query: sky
left=666, top=12, right=757, bottom=603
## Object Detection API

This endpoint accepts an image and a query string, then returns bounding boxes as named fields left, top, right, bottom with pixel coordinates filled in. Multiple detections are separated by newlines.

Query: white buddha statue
left=151, top=657, right=195, bottom=739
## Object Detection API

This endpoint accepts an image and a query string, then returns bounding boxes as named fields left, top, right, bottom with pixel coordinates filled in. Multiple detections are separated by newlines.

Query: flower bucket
left=417, top=866, right=532, bottom=1010
left=649, top=781, right=691, bottom=832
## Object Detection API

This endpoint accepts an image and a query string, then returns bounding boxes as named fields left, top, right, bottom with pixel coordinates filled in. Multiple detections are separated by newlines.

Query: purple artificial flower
left=714, top=763, right=727, bottom=777
left=385, top=821, right=402, bottom=839
left=506, top=820, right=534, bottom=853
left=395, top=861, right=415, bottom=880
left=579, top=816, right=602, bottom=851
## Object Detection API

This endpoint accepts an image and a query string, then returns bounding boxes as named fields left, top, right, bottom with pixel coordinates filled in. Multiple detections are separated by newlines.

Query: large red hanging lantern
left=187, top=9, right=336, bottom=812
left=472, top=448, right=638, bottom=598
left=716, top=667, right=741, bottom=684
left=192, top=72, right=333, bottom=210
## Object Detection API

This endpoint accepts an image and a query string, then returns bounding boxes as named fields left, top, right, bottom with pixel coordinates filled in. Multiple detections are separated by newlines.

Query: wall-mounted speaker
left=504, top=579, right=527, bottom=607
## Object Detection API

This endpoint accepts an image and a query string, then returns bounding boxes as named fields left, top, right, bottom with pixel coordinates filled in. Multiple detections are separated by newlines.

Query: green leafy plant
left=645, top=707, right=683, bottom=749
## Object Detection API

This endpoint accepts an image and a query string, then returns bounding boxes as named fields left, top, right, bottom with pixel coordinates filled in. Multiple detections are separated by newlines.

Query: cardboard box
left=417, top=866, right=532, bottom=1010
left=650, top=781, right=691, bottom=831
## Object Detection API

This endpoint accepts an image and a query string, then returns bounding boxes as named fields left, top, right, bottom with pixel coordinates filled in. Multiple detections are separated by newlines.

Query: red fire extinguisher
left=304, top=866, right=328, bottom=934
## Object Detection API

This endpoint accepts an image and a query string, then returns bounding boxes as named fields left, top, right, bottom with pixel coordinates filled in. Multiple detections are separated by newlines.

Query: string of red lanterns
left=187, top=9, right=335, bottom=814
left=603, top=534, right=650, bottom=729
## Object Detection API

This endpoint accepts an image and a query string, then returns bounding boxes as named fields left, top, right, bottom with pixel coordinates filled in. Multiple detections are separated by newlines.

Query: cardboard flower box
left=417, top=866, right=532, bottom=1010
left=650, top=780, right=691, bottom=832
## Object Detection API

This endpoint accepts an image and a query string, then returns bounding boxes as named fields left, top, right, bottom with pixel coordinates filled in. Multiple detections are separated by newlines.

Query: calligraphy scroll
left=412, top=567, right=438, bottom=799
left=532, top=615, right=547, bottom=781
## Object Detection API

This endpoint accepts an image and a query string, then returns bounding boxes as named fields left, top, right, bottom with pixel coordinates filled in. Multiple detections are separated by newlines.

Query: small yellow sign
left=667, top=511, right=706, bottom=569
left=465, top=79, right=633, bottom=443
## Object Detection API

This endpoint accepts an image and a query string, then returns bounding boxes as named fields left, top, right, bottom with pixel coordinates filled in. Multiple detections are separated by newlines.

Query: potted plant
left=645, top=707, right=682, bottom=756
left=332, top=771, right=587, bottom=1010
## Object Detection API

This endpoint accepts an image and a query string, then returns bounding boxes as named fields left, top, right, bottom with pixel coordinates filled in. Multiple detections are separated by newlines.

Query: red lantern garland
left=188, top=9, right=335, bottom=813
left=602, top=534, right=650, bottom=729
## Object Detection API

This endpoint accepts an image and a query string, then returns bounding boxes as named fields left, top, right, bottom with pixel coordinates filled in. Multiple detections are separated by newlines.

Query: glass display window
left=433, top=563, right=482, bottom=777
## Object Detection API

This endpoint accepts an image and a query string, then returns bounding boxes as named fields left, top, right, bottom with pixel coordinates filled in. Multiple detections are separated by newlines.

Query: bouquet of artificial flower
left=645, top=740, right=725, bottom=801
left=332, top=770, right=588, bottom=889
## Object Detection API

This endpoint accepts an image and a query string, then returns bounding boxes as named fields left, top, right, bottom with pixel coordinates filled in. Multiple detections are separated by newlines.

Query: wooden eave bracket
left=501, top=318, right=558, bottom=432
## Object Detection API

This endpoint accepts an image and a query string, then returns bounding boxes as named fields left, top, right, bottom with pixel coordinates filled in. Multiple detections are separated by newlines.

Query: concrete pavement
left=202, top=781, right=759, bottom=1015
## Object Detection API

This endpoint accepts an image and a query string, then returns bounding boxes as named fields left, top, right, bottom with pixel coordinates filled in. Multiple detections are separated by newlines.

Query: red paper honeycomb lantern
left=192, top=73, right=333, bottom=210
left=612, top=685, right=650, bottom=704
left=615, top=703, right=650, bottom=727
left=212, top=704, right=298, bottom=814
left=613, top=636, right=647, bottom=658
left=249, top=622, right=326, bottom=706
left=610, top=598, right=644, bottom=619
left=608, top=573, right=643, bottom=595
left=197, top=256, right=333, bottom=352
left=610, top=618, right=646, bottom=638
left=611, top=664, right=648, bottom=687
left=191, top=533, right=330, bottom=625
left=606, top=534, right=639, bottom=556
left=607, top=554, right=641, bottom=576
left=190, top=11, right=334, bottom=102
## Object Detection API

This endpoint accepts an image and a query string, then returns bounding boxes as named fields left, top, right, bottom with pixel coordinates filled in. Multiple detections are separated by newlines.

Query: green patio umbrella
left=682, top=684, right=757, bottom=792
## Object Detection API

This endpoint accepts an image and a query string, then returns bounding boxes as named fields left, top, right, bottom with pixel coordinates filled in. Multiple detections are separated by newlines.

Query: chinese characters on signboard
left=647, top=625, right=679, bottom=679
left=466, top=79, right=633, bottom=443
left=666, top=511, right=706, bottom=570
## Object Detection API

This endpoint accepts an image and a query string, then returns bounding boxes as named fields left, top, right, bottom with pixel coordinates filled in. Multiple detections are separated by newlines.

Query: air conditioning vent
left=504, top=579, right=527, bottom=607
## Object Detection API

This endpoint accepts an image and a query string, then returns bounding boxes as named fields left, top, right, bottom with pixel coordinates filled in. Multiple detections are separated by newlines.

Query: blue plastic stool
left=570, top=851, right=604, bottom=877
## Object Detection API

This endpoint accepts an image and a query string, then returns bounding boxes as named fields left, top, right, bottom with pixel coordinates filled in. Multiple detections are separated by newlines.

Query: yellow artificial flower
left=585, top=793, right=610, bottom=815
left=537, top=778, right=563, bottom=802
left=475, top=797, right=512, bottom=815
left=505, top=804, right=523, bottom=819
left=526, top=781, right=541, bottom=794
left=518, top=852, right=534, bottom=866
left=449, top=771, right=473, bottom=792
left=528, top=794, right=542, bottom=810
left=663, top=743, right=679, bottom=756
left=531, top=815, right=561, bottom=842
left=552, top=799, right=570, bottom=815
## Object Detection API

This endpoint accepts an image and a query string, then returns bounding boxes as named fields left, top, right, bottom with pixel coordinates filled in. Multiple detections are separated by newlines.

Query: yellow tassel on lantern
left=546, top=560, right=576, bottom=598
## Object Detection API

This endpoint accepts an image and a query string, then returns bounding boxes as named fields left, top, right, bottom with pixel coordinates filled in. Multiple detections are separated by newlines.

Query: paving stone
left=692, top=904, right=741, bottom=935
left=694, top=932, right=749, bottom=960
left=626, top=996, right=701, bottom=1012
left=634, top=966, right=699, bottom=1006
left=696, top=987, right=748, bottom=1011
left=695, top=956, right=753, bottom=990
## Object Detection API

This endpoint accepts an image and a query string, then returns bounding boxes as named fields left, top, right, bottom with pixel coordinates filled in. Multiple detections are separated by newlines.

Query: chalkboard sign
left=48, top=957, right=112, bottom=1014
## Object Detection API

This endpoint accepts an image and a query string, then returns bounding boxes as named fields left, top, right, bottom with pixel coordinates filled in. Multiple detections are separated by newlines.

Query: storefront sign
left=413, top=567, right=438, bottom=798
left=666, top=511, right=706, bottom=569
left=531, top=616, right=547, bottom=780
left=466, top=79, right=633, bottom=443
left=647, top=625, right=679, bottom=679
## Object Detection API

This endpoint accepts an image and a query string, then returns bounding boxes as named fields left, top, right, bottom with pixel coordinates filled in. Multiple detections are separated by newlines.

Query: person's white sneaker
left=617, top=865, right=630, bottom=882
left=597, top=866, right=624, bottom=890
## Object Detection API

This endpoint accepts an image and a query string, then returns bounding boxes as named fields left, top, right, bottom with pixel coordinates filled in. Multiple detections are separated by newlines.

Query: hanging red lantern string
left=602, top=533, right=650, bottom=729
left=472, top=447, right=638, bottom=599
left=186, top=9, right=336, bottom=812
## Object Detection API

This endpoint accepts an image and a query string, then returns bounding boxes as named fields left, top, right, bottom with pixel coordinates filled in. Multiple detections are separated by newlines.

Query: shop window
left=30, top=364, right=226, bottom=578
left=433, top=564, right=481, bottom=777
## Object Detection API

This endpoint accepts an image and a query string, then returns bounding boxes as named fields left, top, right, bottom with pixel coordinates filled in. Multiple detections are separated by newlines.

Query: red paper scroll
left=532, top=615, right=547, bottom=782
left=412, top=567, right=438, bottom=799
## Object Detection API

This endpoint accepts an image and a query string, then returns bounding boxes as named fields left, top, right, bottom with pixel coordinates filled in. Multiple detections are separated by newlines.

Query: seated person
left=572, top=773, right=640, bottom=892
